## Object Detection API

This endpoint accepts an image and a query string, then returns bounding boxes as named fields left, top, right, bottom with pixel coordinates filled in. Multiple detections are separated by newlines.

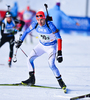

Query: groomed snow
left=0, top=31, right=90, bottom=100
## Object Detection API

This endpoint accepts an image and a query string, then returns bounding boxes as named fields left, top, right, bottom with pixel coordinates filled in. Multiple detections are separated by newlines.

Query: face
left=37, top=18, right=45, bottom=26
left=6, top=17, right=12, bottom=23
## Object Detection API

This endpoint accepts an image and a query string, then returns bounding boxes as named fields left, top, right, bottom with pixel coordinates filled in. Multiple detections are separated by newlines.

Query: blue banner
left=61, top=16, right=90, bottom=32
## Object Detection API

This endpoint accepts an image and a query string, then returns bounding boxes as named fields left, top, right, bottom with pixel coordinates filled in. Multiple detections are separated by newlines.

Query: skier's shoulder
left=47, top=21, right=57, bottom=32
left=1, top=20, right=5, bottom=27
left=47, top=20, right=53, bottom=25
left=47, top=21, right=55, bottom=28
left=2, top=18, right=5, bottom=23
left=1, top=18, right=7, bottom=26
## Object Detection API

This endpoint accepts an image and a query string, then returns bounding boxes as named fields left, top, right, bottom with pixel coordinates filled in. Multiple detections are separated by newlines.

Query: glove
left=12, top=29, right=18, bottom=35
left=56, top=50, right=63, bottom=63
left=15, top=40, right=23, bottom=48
left=19, top=27, right=22, bottom=31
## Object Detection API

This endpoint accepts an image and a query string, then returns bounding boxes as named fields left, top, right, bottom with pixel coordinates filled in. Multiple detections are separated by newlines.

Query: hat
left=56, top=2, right=60, bottom=6
left=27, top=6, right=30, bottom=10
left=36, top=11, right=45, bottom=20
left=5, top=11, right=12, bottom=17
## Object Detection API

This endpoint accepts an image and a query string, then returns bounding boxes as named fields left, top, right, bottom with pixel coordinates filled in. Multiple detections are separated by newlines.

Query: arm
left=15, top=19, right=25, bottom=31
left=55, top=32, right=63, bottom=63
left=20, top=27, right=31, bottom=41
left=1, top=22, right=5, bottom=37
left=15, top=21, right=37, bottom=48
left=48, top=21, right=63, bottom=63
left=18, top=20, right=25, bottom=31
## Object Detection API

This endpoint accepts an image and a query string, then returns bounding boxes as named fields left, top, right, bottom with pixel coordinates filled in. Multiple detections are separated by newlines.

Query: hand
left=15, top=40, right=23, bottom=48
left=12, top=29, right=18, bottom=35
left=56, top=50, right=63, bottom=63
left=19, top=27, right=22, bottom=31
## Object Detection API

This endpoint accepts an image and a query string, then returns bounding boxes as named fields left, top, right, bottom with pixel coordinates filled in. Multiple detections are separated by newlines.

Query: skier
left=22, top=6, right=36, bottom=43
left=48, top=2, right=79, bottom=31
left=10, top=1, right=18, bottom=20
left=0, top=11, right=25, bottom=67
left=15, top=11, right=67, bottom=90
left=22, top=6, right=36, bottom=30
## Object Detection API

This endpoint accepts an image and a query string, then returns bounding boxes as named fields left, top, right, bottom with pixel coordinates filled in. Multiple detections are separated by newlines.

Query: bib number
left=40, top=35, right=50, bottom=40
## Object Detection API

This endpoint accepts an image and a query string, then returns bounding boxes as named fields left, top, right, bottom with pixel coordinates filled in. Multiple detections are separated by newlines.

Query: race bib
left=38, top=33, right=56, bottom=43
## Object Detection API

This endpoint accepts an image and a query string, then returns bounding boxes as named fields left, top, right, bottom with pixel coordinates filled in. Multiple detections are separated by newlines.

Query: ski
left=62, top=87, right=67, bottom=93
left=0, top=83, right=67, bottom=93
left=70, top=93, right=90, bottom=100
left=0, top=83, right=61, bottom=89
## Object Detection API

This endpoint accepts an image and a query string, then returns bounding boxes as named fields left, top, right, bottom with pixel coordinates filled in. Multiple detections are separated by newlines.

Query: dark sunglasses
left=36, top=15, right=43, bottom=17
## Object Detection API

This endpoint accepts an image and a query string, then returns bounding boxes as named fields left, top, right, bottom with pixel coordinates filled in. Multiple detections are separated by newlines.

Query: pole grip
left=44, top=4, right=49, bottom=16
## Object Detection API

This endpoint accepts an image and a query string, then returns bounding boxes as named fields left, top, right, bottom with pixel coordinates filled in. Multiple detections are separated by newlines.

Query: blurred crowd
left=0, top=1, right=36, bottom=28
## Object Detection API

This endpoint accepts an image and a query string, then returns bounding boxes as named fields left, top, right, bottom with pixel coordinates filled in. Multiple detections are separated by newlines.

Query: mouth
left=39, top=23, right=42, bottom=26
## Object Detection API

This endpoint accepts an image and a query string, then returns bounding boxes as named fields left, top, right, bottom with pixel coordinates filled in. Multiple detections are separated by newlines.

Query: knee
left=27, top=56, right=36, bottom=65
left=48, top=56, right=55, bottom=67
left=48, top=59, right=55, bottom=69
left=27, top=49, right=37, bottom=64
left=29, top=57, right=34, bottom=64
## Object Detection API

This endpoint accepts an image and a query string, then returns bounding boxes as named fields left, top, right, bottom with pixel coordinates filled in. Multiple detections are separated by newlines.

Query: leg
left=43, top=44, right=60, bottom=77
left=22, top=43, right=45, bottom=85
left=0, top=37, right=7, bottom=47
left=48, top=50, right=66, bottom=88
left=27, top=43, right=45, bottom=72
left=9, top=37, right=15, bottom=58
left=45, top=44, right=66, bottom=88
left=8, top=36, right=15, bottom=67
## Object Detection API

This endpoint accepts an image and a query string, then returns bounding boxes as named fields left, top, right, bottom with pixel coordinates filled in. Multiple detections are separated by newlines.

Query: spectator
left=48, top=2, right=79, bottom=31
left=10, top=1, right=18, bottom=20
left=22, top=6, right=36, bottom=43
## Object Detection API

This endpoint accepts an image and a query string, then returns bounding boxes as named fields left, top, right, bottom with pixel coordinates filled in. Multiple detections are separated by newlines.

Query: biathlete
left=0, top=11, right=25, bottom=67
left=16, top=11, right=66, bottom=89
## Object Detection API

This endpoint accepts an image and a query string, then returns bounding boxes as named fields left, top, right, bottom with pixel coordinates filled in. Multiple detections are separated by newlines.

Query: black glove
left=19, top=27, right=22, bottom=31
left=12, top=29, right=18, bottom=35
left=56, top=50, right=63, bottom=63
left=15, top=40, right=23, bottom=48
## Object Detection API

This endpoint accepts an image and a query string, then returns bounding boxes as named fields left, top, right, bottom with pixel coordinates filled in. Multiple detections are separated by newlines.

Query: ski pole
left=44, top=4, right=52, bottom=21
left=29, top=34, right=38, bottom=38
left=13, top=34, right=28, bottom=63
left=19, top=47, right=28, bottom=57
left=6, top=5, right=10, bottom=11
left=13, top=47, right=28, bottom=63
left=44, top=4, right=49, bottom=16
left=13, top=48, right=18, bottom=62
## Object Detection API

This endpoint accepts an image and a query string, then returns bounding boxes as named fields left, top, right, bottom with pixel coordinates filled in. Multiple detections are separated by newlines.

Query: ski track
left=0, top=0, right=90, bottom=99
left=0, top=31, right=90, bottom=100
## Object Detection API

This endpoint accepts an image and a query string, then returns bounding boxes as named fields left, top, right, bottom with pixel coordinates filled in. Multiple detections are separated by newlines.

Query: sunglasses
left=36, top=15, right=43, bottom=17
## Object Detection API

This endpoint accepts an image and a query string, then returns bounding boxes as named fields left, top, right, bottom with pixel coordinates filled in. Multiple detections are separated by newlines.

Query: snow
left=0, top=0, right=90, bottom=99
left=0, top=31, right=90, bottom=100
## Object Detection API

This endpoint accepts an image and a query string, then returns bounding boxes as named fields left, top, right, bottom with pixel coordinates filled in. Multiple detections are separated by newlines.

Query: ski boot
left=21, top=71, right=35, bottom=85
left=56, top=75, right=67, bottom=93
left=8, top=57, right=12, bottom=67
